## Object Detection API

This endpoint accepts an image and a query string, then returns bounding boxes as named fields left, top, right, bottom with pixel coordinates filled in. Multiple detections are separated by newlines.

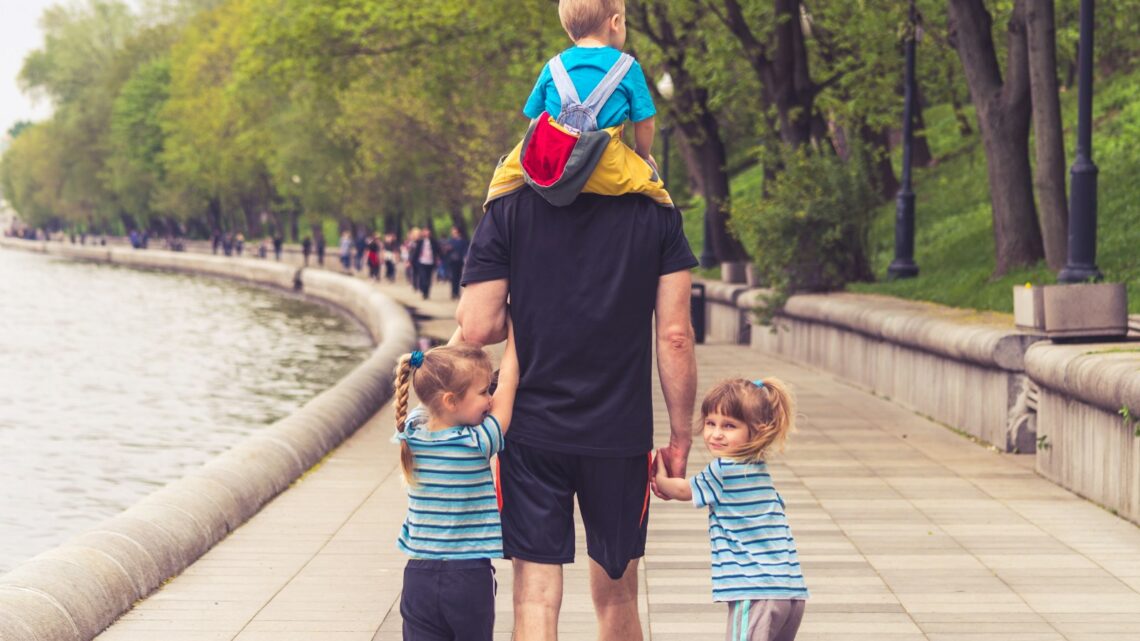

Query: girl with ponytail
left=392, top=321, right=518, bottom=641
left=653, top=377, right=809, bottom=641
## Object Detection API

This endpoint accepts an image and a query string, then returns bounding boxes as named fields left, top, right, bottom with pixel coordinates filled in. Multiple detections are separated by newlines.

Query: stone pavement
left=94, top=277, right=1140, bottom=641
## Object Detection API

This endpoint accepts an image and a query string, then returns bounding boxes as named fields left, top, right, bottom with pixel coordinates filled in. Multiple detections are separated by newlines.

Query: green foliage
left=6, top=121, right=33, bottom=139
left=730, top=144, right=879, bottom=320
left=849, top=67, right=1140, bottom=313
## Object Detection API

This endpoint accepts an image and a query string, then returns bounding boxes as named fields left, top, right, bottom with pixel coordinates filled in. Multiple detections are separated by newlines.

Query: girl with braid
left=392, top=322, right=518, bottom=641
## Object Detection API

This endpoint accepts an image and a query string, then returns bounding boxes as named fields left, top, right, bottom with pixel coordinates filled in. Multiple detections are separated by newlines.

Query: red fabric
left=522, top=114, right=578, bottom=187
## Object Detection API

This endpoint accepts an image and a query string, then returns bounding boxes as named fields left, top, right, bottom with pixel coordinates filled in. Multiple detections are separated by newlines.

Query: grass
left=720, top=67, right=1140, bottom=313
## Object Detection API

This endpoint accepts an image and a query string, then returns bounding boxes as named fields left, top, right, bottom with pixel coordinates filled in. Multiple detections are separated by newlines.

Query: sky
left=0, top=0, right=60, bottom=136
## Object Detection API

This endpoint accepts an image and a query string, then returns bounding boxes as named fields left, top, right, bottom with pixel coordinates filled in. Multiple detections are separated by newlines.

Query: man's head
left=559, top=0, right=626, bottom=48
left=451, top=226, right=461, bottom=239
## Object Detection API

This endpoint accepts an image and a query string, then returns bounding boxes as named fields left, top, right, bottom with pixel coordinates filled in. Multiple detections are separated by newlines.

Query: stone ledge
left=1025, top=342, right=1140, bottom=416
left=0, top=238, right=417, bottom=641
left=729, top=287, right=1044, bottom=372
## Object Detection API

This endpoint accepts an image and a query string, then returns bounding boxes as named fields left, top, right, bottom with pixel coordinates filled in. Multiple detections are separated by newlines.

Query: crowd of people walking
left=337, top=226, right=469, bottom=299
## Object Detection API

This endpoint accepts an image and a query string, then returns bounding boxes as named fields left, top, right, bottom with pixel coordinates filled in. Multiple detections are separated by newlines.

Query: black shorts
left=401, top=559, right=496, bottom=641
left=497, top=440, right=651, bottom=580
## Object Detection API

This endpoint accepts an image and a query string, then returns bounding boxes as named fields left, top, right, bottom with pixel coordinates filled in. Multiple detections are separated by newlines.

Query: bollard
left=691, top=282, right=706, bottom=345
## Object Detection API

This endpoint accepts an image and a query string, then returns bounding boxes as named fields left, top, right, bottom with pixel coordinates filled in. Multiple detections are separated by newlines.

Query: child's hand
left=646, top=154, right=659, bottom=175
left=653, top=455, right=692, bottom=502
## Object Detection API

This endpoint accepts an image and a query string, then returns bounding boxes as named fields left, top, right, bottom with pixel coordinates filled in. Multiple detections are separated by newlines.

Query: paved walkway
left=94, top=277, right=1140, bottom=641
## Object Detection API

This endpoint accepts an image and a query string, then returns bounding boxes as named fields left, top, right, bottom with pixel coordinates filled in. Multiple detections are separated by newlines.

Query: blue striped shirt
left=395, top=407, right=504, bottom=560
left=691, top=459, right=809, bottom=602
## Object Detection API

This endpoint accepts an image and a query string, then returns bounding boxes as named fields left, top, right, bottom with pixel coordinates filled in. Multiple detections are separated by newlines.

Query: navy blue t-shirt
left=462, top=190, right=697, bottom=457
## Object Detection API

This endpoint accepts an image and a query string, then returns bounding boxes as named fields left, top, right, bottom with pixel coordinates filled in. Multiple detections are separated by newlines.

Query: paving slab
left=93, top=280, right=1140, bottom=640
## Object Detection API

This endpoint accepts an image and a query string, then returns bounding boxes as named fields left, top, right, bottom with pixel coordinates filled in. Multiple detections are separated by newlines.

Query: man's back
left=463, top=189, right=696, bottom=456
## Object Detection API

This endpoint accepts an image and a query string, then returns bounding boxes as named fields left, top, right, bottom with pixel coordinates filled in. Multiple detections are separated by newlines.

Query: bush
left=730, top=145, right=880, bottom=320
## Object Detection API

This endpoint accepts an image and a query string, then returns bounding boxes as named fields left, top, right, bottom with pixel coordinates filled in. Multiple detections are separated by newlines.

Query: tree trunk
left=717, top=0, right=821, bottom=149
left=948, top=0, right=1044, bottom=274
left=859, top=123, right=900, bottom=201
left=627, top=1, right=748, bottom=263
left=1025, top=0, right=1069, bottom=271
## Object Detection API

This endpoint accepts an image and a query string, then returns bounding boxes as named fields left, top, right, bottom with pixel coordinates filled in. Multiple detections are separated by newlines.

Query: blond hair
left=700, top=378, right=796, bottom=464
left=394, top=343, right=493, bottom=485
left=559, top=0, right=625, bottom=41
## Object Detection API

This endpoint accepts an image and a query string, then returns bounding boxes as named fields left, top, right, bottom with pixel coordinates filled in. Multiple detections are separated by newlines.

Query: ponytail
left=754, top=377, right=795, bottom=457
left=394, top=354, right=416, bottom=486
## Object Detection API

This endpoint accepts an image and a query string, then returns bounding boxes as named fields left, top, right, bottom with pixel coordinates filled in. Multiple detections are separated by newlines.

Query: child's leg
left=440, top=559, right=496, bottom=641
left=400, top=561, right=452, bottom=640
left=725, top=600, right=805, bottom=641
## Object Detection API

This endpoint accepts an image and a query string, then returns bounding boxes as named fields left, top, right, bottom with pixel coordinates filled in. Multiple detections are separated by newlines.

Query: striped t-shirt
left=395, top=407, right=504, bottom=560
left=690, top=459, right=809, bottom=602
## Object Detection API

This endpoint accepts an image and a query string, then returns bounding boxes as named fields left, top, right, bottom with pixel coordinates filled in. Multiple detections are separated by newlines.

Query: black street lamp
left=888, top=0, right=920, bottom=280
left=1058, top=0, right=1103, bottom=283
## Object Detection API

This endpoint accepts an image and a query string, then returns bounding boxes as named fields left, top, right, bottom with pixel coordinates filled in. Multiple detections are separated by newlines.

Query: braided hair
left=394, top=343, right=493, bottom=485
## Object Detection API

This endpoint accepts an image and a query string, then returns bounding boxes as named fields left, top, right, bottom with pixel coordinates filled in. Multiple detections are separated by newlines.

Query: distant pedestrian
left=383, top=233, right=398, bottom=282
left=412, top=227, right=441, bottom=300
left=273, top=234, right=283, bottom=261
left=302, top=236, right=313, bottom=267
left=235, top=233, right=245, bottom=256
left=316, top=232, right=326, bottom=266
left=258, top=237, right=268, bottom=259
left=354, top=232, right=367, bottom=272
left=446, top=226, right=469, bottom=300
left=222, top=233, right=234, bottom=256
left=211, top=230, right=221, bottom=255
left=367, top=234, right=381, bottom=280
left=338, top=231, right=353, bottom=272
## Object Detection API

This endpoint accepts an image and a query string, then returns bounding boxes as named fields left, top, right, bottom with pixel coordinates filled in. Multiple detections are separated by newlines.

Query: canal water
left=0, top=249, right=372, bottom=573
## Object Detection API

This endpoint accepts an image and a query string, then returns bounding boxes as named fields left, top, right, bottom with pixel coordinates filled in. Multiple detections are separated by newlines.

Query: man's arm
left=456, top=278, right=509, bottom=346
left=653, top=269, right=697, bottom=498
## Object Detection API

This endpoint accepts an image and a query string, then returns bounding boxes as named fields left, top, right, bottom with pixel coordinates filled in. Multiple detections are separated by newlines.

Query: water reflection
left=0, top=249, right=371, bottom=573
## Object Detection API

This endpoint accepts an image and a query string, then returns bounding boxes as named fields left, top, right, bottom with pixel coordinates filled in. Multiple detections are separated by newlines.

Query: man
left=458, top=190, right=698, bottom=641
left=412, top=227, right=441, bottom=300
left=445, top=226, right=470, bottom=300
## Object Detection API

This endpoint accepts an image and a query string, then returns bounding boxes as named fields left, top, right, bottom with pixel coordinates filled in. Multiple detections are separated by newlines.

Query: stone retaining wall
left=0, top=237, right=417, bottom=641
left=701, top=282, right=1046, bottom=452
left=1028, top=342, right=1140, bottom=524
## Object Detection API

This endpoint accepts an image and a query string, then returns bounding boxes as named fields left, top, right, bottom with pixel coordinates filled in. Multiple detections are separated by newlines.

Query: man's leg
left=589, top=558, right=642, bottom=641
left=513, top=560, right=563, bottom=641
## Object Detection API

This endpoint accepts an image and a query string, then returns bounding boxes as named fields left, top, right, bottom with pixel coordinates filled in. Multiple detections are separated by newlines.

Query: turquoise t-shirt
left=524, top=46, right=657, bottom=129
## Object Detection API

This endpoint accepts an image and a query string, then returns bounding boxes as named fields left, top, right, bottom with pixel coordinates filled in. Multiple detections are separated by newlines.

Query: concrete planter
left=1013, top=284, right=1045, bottom=331
left=1041, top=282, right=1128, bottom=339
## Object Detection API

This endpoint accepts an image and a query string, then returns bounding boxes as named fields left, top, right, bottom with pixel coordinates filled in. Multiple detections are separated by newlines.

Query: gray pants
left=725, top=599, right=805, bottom=641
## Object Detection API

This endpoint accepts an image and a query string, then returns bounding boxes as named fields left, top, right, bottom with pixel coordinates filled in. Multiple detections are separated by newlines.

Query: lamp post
left=888, top=0, right=920, bottom=279
left=1058, top=0, right=1103, bottom=283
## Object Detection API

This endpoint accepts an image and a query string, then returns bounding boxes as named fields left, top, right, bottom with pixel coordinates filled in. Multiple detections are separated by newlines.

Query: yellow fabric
left=484, top=122, right=673, bottom=210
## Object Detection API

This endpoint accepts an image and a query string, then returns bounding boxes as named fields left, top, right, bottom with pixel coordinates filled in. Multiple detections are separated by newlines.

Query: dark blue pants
left=401, top=559, right=495, bottom=641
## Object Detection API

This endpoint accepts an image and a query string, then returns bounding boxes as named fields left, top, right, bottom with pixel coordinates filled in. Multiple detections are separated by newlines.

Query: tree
left=947, top=0, right=1044, bottom=274
left=1026, top=0, right=1068, bottom=271
left=628, top=0, right=750, bottom=263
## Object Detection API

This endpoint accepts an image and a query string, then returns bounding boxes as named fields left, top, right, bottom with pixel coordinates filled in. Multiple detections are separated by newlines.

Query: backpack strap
left=580, top=53, right=635, bottom=117
left=548, top=54, right=582, bottom=115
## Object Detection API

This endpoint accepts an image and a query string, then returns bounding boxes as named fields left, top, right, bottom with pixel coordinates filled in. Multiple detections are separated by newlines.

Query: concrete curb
left=0, top=237, right=417, bottom=641
left=1025, top=342, right=1140, bottom=416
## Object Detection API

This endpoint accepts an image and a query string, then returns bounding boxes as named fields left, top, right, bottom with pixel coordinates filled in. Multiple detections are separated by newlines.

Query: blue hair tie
left=752, top=379, right=765, bottom=389
left=410, top=351, right=425, bottom=368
